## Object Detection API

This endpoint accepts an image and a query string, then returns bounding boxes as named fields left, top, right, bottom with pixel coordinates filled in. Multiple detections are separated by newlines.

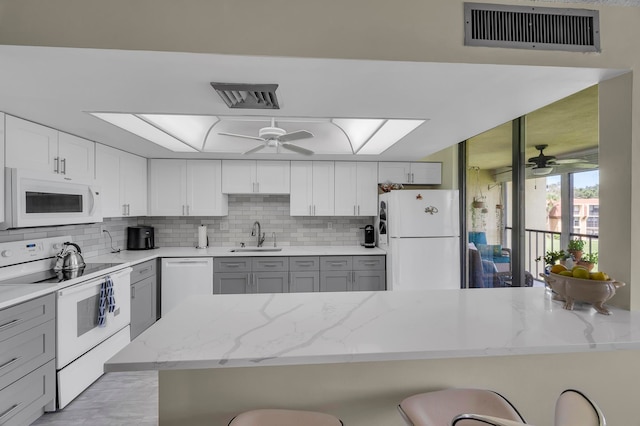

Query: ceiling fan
left=527, top=144, right=596, bottom=175
left=218, top=118, right=315, bottom=155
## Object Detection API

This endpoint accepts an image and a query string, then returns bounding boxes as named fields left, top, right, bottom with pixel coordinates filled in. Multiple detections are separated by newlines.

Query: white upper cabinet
left=290, top=161, right=334, bottom=216
left=378, top=162, right=441, bottom=185
left=222, top=160, right=290, bottom=194
left=5, top=116, right=95, bottom=179
left=96, top=145, right=148, bottom=217
left=149, top=159, right=227, bottom=216
left=335, top=162, right=378, bottom=216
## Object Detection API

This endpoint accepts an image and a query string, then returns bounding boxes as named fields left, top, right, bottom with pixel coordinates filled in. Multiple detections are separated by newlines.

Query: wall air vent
left=464, top=3, right=600, bottom=52
left=210, top=82, right=280, bottom=109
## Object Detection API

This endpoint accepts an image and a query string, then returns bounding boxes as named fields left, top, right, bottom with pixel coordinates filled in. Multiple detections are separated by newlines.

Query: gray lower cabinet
left=0, top=294, right=56, bottom=426
left=289, top=257, right=320, bottom=292
left=214, top=255, right=385, bottom=294
left=130, top=260, right=157, bottom=339
left=320, top=255, right=386, bottom=291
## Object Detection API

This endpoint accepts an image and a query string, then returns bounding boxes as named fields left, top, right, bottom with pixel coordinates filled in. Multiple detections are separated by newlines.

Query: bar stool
left=398, top=388, right=526, bottom=426
left=228, top=408, right=344, bottom=426
left=554, top=389, right=606, bottom=426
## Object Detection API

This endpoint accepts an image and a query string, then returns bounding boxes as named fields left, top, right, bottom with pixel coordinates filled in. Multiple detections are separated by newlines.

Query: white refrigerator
left=377, top=189, right=461, bottom=290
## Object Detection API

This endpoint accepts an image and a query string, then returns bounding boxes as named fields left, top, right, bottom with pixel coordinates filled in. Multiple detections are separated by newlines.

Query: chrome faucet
left=251, top=221, right=265, bottom=247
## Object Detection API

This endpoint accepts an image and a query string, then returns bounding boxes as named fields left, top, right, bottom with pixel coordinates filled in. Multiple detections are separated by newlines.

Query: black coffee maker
left=363, top=224, right=375, bottom=248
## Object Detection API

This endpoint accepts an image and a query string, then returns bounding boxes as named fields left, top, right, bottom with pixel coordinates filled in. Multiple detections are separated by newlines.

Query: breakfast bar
left=105, top=288, right=640, bottom=425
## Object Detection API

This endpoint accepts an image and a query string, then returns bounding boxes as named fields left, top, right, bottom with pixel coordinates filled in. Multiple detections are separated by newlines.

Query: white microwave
left=1, top=168, right=102, bottom=229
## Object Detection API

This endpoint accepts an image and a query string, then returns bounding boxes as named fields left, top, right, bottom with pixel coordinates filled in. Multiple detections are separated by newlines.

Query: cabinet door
left=410, top=162, right=442, bottom=185
left=187, top=160, right=228, bottom=216
left=58, top=132, right=95, bottom=179
left=5, top=115, right=58, bottom=174
left=0, top=113, right=4, bottom=222
left=214, top=273, right=250, bottom=294
left=122, top=152, right=148, bottom=216
left=334, top=162, right=357, bottom=216
left=289, top=271, right=319, bottom=292
left=221, top=160, right=255, bottom=194
left=130, top=275, right=157, bottom=339
left=353, top=270, right=386, bottom=291
left=149, top=159, right=186, bottom=215
left=312, top=161, right=335, bottom=216
left=253, top=272, right=288, bottom=293
left=290, top=161, right=313, bottom=216
left=320, top=271, right=351, bottom=292
left=356, top=162, right=379, bottom=216
left=378, top=162, right=410, bottom=184
left=95, top=144, right=124, bottom=217
left=256, top=161, right=290, bottom=193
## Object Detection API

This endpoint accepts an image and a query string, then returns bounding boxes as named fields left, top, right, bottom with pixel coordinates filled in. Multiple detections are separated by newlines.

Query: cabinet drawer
left=0, top=320, right=55, bottom=391
left=320, top=256, right=353, bottom=271
left=289, top=256, right=320, bottom=272
left=251, top=257, right=288, bottom=272
left=0, top=360, right=55, bottom=426
left=0, top=295, right=55, bottom=343
left=214, top=257, right=251, bottom=273
left=353, top=256, right=386, bottom=271
left=131, top=259, right=156, bottom=283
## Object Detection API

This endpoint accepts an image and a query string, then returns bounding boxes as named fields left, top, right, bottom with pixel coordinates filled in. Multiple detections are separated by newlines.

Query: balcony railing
left=505, top=227, right=599, bottom=277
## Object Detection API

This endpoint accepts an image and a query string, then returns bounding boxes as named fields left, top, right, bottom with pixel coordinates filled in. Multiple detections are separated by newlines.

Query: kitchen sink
left=229, top=247, right=283, bottom=252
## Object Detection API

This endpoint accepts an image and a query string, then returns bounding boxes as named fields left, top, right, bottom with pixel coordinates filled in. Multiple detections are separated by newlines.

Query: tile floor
left=31, top=371, right=158, bottom=425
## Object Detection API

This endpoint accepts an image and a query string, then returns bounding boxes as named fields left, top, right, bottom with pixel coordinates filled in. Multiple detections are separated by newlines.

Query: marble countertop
left=105, top=287, right=640, bottom=372
left=88, top=245, right=386, bottom=265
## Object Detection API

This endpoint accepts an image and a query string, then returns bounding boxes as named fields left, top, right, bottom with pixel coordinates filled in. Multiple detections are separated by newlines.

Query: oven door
left=2, top=168, right=102, bottom=229
left=56, top=267, right=131, bottom=369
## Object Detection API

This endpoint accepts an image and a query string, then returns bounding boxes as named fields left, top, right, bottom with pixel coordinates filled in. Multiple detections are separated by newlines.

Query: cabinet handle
left=0, top=318, right=20, bottom=331
left=127, top=204, right=131, bottom=216
left=256, top=182, right=259, bottom=193
left=0, top=356, right=20, bottom=372
left=261, top=263, right=279, bottom=268
left=247, top=273, right=252, bottom=287
left=361, top=261, right=378, bottom=266
left=330, top=262, right=345, bottom=267
left=182, top=205, right=185, bottom=215
left=131, top=286, right=136, bottom=299
left=138, top=267, right=151, bottom=275
left=309, top=205, right=312, bottom=215
left=0, top=403, right=22, bottom=422
left=353, top=205, right=356, bottom=215
left=358, top=205, right=360, bottom=215
left=122, top=204, right=127, bottom=216
left=313, top=205, right=316, bottom=215
left=224, top=263, right=242, bottom=268
left=186, top=205, right=190, bottom=216
left=61, top=158, right=67, bottom=174
left=54, top=157, right=59, bottom=173
left=296, top=261, right=314, bottom=266
left=407, top=172, right=411, bottom=183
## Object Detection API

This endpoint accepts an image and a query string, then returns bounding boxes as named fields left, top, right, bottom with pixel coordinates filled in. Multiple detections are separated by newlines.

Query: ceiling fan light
left=532, top=166, right=553, bottom=176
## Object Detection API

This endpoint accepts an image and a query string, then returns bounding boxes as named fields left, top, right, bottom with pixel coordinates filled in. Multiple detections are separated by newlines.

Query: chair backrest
left=398, top=388, right=525, bottom=426
left=555, top=389, right=606, bottom=426
left=228, top=409, right=343, bottom=426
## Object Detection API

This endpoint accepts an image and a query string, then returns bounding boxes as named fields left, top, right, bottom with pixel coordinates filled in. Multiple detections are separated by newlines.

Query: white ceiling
left=0, top=45, right=627, bottom=161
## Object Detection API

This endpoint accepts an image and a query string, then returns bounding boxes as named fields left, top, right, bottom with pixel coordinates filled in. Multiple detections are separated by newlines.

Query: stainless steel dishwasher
left=161, top=257, right=213, bottom=316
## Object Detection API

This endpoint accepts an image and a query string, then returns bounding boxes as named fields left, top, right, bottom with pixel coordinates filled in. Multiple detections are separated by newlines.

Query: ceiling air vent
left=210, top=82, right=280, bottom=109
left=464, top=3, right=600, bottom=52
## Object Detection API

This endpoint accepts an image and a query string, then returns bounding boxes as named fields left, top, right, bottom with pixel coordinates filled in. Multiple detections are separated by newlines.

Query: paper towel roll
left=197, top=225, right=208, bottom=248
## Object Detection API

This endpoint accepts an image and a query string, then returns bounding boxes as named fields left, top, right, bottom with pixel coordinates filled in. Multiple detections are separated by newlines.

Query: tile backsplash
left=0, top=195, right=373, bottom=256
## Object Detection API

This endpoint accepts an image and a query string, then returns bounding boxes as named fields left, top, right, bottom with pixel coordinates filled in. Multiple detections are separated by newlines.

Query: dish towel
left=97, top=275, right=116, bottom=327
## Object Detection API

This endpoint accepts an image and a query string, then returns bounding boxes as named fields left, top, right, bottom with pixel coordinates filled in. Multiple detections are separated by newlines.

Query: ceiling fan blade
left=554, top=158, right=586, bottom=164
left=281, top=143, right=314, bottom=155
left=572, top=163, right=598, bottom=169
left=218, top=132, right=265, bottom=142
left=243, top=144, right=266, bottom=155
left=278, top=130, right=314, bottom=142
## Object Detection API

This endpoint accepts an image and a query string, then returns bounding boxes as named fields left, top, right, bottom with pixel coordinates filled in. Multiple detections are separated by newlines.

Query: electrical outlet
left=100, top=225, right=106, bottom=234
left=327, top=222, right=333, bottom=229
left=220, top=222, right=229, bottom=231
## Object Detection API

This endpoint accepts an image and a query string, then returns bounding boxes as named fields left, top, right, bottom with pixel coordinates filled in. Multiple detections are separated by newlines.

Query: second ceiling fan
left=218, top=118, right=315, bottom=155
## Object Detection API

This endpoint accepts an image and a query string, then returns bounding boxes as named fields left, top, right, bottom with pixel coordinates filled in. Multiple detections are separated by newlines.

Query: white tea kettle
left=54, top=242, right=86, bottom=271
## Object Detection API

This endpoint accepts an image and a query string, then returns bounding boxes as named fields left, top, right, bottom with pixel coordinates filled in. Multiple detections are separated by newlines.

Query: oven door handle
left=57, top=267, right=132, bottom=297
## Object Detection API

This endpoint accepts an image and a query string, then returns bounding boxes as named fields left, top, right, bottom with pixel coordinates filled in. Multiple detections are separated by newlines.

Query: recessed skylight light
left=139, top=114, right=219, bottom=150
left=356, top=119, right=425, bottom=155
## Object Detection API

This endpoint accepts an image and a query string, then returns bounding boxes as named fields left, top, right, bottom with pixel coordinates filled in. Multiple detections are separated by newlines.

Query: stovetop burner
left=0, top=263, right=122, bottom=285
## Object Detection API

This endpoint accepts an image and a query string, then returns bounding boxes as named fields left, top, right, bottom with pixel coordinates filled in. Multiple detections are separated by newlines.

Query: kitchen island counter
left=105, top=288, right=640, bottom=425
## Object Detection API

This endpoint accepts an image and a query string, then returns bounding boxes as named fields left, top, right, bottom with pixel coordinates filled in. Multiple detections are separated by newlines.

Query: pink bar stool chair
left=228, top=408, right=344, bottom=426
left=398, top=388, right=526, bottom=426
